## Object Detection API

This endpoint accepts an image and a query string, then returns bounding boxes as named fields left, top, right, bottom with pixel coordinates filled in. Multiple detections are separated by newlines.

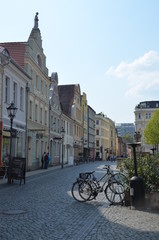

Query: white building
left=2, top=58, right=30, bottom=162
left=134, top=101, right=159, bottom=153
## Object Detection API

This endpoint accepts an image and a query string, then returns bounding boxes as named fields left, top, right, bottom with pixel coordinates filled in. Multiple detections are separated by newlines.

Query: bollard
left=130, top=176, right=145, bottom=209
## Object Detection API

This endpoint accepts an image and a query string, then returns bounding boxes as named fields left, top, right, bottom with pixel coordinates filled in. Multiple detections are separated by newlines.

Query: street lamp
left=0, top=46, right=10, bottom=165
left=7, top=102, right=18, bottom=183
left=61, top=127, right=65, bottom=169
left=128, top=131, right=145, bottom=209
left=49, top=82, right=54, bottom=163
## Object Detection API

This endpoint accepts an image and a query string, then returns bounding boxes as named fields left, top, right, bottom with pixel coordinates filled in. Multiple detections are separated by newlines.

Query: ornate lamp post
left=128, top=131, right=145, bottom=209
left=0, top=47, right=10, bottom=165
left=49, top=82, right=54, bottom=163
left=7, top=102, right=18, bottom=183
left=61, top=127, right=65, bottom=169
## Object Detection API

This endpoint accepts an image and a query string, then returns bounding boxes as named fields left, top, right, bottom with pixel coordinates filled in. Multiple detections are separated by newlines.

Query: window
left=51, top=116, right=54, bottom=130
left=29, top=101, right=33, bottom=119
left=96, top=120, right=99, bottom=125
left=36, top=140, right=39, bottom=159
left=40, top=107, right=43, bottom=124
left=45, top=110, right=47, bottom=126
left=20, top=87, right=24, bottom=110
left=58, top=119, right=60, bottom=133
left=5, top=76, right=10, bottom=103
left=45, top=84, right=47, bottom=97
left=37, top=54, right=42, bottom=67
left=149, top=113, right=151, bottom=119
left=138, top=113, right=141, bottom=119
left=41, top=80, right=43, bottom=94
left=96, top=129, right=99, bottom=135
left=13, top=82, right=17, bottom=106
left=145, top=113, right=148, bottom=119
left=96, top=140, right=99, bottom=147
left=36, top=75, right=39, bottom=90
left=35, top=104, right=38, bottom=122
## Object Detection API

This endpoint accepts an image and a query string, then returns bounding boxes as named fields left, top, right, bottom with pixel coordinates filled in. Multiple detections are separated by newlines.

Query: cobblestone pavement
left=0, top=161, right=159, bottom=240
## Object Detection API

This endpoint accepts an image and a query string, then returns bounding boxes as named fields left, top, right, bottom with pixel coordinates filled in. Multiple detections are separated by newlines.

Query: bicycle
left=71, top=165, right=127, bottom=205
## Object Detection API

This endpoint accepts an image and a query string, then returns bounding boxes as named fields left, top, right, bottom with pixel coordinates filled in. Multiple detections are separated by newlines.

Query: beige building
left=108, top=118, right=118, bottom=158
left=95, top=113, right=117, bottom=160
left=1, top=13, right=50, bottom=170
left=134, top=101, right=159, bottom=153
left=81, top=92, right=88, bottom=158
left=58, top=84, right=83, bottom=162
left=95, top=113, right=110, bottom=160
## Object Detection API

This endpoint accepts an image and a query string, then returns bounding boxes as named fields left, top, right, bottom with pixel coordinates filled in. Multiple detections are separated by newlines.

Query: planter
left=146, top=192, right=159, bottom=210
left=124, top=189, right=131, bottom=206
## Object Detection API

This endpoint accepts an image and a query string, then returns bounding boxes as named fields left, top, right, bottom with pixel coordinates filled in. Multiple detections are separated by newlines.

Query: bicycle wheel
left=71, top=180, right=92, bottom=202
left=104, top=181, right=124, bottom=204
left=110, top=172, right=129, bottom=189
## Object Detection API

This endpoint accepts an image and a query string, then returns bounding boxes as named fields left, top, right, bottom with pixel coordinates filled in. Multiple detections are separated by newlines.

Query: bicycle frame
left=93, top=168, right=113, bottom=191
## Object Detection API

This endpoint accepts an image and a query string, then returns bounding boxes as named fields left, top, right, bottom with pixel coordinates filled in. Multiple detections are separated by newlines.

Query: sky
left=1, top=0, right=159, bottom=123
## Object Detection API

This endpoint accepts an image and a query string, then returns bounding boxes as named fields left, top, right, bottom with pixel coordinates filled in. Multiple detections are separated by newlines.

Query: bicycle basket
left=79, top=173, right=89, bottom=179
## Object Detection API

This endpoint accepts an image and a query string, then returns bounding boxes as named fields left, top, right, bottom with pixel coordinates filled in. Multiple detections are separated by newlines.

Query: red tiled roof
left=0, top=42, right=27, bottom=69
left=58, top=85, right=75, bottom=117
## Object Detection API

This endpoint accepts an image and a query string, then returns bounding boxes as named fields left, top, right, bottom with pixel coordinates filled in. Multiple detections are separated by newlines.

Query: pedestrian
left=41, top=152, right=46, bottom=169
left=44, top=152, right=50, bottom=169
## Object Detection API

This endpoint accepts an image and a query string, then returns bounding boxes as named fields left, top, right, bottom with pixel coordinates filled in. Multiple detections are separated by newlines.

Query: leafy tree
left=144, top=109, right=159, bottom=145
left=122, top=134, right=133, bottom=143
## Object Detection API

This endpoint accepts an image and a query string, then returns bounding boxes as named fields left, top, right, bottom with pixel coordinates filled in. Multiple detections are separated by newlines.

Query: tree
left=122, top=134, right=133, bottom=144
left=144, top=109, right=159, bottom=145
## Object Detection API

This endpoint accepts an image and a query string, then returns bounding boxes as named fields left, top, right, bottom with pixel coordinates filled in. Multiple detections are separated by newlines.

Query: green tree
left=144, top=109, right=159, bottom=145
left=122, top=134, right=133, bottom=143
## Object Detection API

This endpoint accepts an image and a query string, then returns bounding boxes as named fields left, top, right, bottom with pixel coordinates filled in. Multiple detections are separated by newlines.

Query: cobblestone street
left=0, top=161, right=159, bottom=240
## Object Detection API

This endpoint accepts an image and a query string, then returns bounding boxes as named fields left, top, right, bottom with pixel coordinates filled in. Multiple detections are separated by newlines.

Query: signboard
left=10, top=157, right=26, bottom=184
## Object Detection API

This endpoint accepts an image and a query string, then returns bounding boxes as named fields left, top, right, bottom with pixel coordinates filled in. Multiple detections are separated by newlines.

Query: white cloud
left=106, top=51, right=159, bottom=98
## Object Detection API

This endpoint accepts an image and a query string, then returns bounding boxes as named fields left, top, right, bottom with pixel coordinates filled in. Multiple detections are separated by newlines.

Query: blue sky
left=1, top=0, right=159, bottom=123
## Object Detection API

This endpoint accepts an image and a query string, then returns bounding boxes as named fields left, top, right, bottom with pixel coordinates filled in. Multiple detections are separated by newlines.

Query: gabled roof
left=58, top=85, right=75, bottom=117
left=0, top=42, right=27, bottom=69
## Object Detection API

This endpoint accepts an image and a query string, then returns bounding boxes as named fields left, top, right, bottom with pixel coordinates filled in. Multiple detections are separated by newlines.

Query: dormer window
left=37, top=54, right=42, bottom=67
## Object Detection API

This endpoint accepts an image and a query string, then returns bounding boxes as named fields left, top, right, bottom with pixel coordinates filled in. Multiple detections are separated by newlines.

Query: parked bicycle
left=71, top=165, right=128, bottom=205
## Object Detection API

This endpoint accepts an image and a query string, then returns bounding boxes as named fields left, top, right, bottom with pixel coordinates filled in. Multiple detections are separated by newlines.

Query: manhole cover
left=2, top=210, right=27, bottom=215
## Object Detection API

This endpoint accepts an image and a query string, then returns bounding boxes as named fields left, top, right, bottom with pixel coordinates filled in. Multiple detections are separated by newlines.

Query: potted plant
left=120, top=154, right=159, bottom=209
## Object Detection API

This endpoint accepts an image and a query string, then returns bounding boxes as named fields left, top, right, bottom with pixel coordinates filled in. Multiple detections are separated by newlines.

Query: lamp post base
left=130, top=176, right=145, bottom=209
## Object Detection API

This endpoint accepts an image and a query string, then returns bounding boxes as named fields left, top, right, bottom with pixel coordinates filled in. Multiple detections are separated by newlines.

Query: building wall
left=25, top=23, right=50, bottom=170
left=95, top=113, right=110, bottom=160
left=134, top=101, right=159, bottom=153
left=49, top=73, right=62, bottom=166
left=88, top=105, right=96, bottom=161
left=81, top=92, right=88, bottom=158
left=116, top=123, right=135, bottom=139
left=72, top=84, right=83, bottom=160
left=62, top=113, right=74, bottom=165
left=2, top=61, right=29, bottom=164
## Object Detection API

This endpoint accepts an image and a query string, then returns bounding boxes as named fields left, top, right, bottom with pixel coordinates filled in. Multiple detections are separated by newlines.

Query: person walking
left=41, top=152, right=46, bottom=169
left=44, top=152, right=50, bottom=169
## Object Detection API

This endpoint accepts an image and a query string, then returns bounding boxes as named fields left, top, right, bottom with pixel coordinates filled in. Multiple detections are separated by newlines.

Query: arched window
left=37, top=54, right=42, bottom=67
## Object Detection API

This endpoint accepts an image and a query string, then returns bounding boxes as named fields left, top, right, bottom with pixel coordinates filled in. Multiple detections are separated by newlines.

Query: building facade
left=2, top=58, right=30, bottom=166
left=1, top=13, right=50, bottom=170
left=95, top=113, right=110, bottom=160
left=88, top=105, right=96, bottom=161
left=134, top=100, right=159, bottom=153
left=116, top=123, right=135, bottom=139
left=81, top=92, right=88, bottom=159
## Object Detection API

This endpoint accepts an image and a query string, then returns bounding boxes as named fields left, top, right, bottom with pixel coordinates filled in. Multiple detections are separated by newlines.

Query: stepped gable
left=58, top=85, right=74, bottom=117
left=0, top=42, right=26, bottom=69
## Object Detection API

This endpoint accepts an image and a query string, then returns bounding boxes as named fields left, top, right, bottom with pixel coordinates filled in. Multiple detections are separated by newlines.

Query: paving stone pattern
left=0, top=161, right=159, bottom=240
